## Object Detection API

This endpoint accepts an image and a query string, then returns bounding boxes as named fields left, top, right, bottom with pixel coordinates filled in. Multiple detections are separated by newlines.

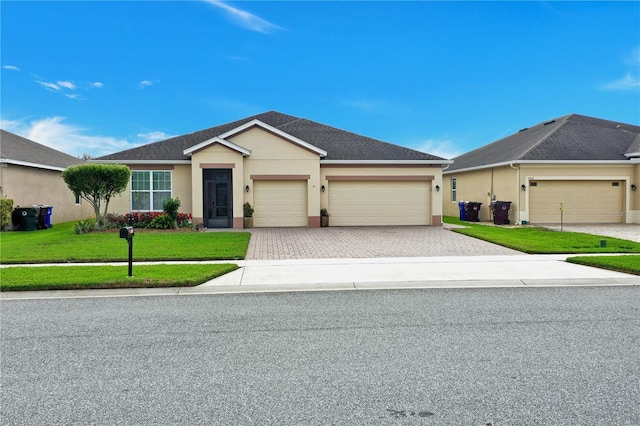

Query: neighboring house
left=95, top=111, right=451, bottom=228
left=443, top=114, right=640, bottom=225
left=0, top=129, right=94, bottom=225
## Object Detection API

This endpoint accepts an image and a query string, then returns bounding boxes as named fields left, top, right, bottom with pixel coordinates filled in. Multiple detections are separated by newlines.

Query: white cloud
left=138, top=80, right=159, bottom=89
left=136, top=131, right=173, bottom=143
left=1, top=116, right=172, bottom=157
left=602, top=46, right=640, bottom=91
left=602, top=73, right=640, bottom=91
left=91, top=82, right=104, bottom=88
left=204, top=0, right=283, bottom=34
left=3, top=65, right=20, bottom=71
left=413, top=138, right=463, bottom=160
left=37, top=80, right=61, bottom=91
left=57, top=80, right=76, bottom=90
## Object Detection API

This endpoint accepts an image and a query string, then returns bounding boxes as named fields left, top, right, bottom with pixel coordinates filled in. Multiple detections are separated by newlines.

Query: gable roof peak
left=447, top=113, right=640, bottom=172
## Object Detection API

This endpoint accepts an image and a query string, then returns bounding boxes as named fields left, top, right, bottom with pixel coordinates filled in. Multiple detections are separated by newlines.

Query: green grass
left=443, top=216, right=640, bottom=254
left=566, top=255, right=640, bottom=276
left=0, top=263, right=239, bottom=291
left=0, top=222, right=250, bottom=264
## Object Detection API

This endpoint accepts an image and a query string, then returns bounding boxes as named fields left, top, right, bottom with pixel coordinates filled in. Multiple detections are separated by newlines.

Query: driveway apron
left=245, top=226, right=521, bottom=260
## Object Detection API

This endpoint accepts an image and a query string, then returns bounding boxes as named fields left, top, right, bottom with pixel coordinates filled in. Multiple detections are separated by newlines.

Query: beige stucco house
left=95, top=111, right=451, bottom=228
left=0, top=129, right=94, bottom=225
left=443, top=114, right=640, bottom=225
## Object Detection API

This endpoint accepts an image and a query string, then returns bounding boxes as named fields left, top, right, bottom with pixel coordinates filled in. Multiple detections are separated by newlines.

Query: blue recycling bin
left=44, top=206, right=53, bottom=228
left=458, top=201, right=467, bottom=221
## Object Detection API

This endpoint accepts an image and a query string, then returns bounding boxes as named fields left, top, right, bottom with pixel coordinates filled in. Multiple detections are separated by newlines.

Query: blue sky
left=2, top=1, right=639, bottom=159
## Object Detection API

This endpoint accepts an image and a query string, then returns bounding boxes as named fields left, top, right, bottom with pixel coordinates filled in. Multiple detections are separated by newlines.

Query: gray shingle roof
left=95, top=111, right=445, bottom=162
left=446, top=114, right=640, bottom=172
left=0, top=129, right=84, bottom=169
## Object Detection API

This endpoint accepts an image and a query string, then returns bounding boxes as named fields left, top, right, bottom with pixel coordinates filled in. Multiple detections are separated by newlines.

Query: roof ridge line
left=516, top=114, right=572, bottom=160
left=276, top=116, right=304, bottom=129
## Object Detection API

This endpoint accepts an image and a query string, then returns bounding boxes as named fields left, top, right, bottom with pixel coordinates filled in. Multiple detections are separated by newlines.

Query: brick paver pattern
left=245, top=226, right=521, bottom=260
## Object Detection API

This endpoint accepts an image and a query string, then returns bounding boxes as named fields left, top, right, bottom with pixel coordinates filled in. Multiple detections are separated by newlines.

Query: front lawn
left=566, top=255, right=640, bottom=276
left=0, top=222, right=250, bottom=264
left=0, top=264, right=239, bottom=291
left=443, top=216, right=640, bottom=254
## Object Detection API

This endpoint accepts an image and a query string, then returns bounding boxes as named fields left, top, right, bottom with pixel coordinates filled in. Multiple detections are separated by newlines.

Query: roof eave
left=0, top=158, right=67, bottom=172
left=444, top=159, right=640, bottom=174
left=321, top=159, right=452, bottom=165
left=90, top=159, right=192, bottom=165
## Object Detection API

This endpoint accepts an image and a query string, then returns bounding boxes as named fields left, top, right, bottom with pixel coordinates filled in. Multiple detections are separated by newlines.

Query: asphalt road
left=1, top=287, right=639, bottom=425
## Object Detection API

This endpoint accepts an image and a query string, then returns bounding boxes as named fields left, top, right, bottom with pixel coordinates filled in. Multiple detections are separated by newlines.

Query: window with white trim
left=131, top=171, right=172, bottom=211
left=451, top=177, right=457, bottom=202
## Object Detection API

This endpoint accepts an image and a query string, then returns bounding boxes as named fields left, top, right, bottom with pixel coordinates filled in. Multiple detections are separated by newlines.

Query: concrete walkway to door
left=245, top=225, right=521, bottom=260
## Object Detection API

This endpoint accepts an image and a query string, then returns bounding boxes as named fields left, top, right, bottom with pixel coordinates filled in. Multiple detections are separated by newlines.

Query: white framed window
left=75, top=194, right=81, bottom=205
left=451, top=177, right=457, bottom=202
left=131, top=171, right=172, bottom=211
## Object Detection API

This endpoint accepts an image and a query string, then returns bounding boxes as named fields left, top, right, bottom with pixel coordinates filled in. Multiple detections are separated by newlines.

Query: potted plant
left=320, top=208, right=329, bottom=227
left=243, top=202, right=254, bottom=228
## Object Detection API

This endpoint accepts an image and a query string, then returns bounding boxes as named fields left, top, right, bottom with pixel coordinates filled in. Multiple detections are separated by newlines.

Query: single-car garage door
left=329, top=181, right=431, bottom=226
left=253, top=180, right=307, bottom=227
left=529, top=180, right=623, bottom=224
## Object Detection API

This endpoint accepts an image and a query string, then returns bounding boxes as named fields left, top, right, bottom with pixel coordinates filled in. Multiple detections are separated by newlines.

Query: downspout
left=510, top=163, right=520, bottom=224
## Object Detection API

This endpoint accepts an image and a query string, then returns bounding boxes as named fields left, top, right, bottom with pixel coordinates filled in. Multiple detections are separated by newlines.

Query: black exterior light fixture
left=521, top=184, right=527, bottom=191
left=632, top=184, right=637, bottom=191
left=245, top=185, right=250, bottom=192
left=321, top=185, right=326, bottom=192
left=435, top=185, right=440, bottom=192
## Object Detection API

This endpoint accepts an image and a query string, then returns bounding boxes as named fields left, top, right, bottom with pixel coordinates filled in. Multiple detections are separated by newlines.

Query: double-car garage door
left=529, top=180, right=623, bottom=223
left=252, top=179, right=432, bottom=227
left=329, top=180, right=431, bottom=226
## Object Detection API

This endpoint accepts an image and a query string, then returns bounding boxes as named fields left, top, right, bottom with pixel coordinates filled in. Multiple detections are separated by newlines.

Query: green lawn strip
left=565, top=255, right=640, bottom=276
left=0, top=264, right=239, bottom=291
left=0, top=222, right=250, bottom=264
left=443, top=216, right=640, bottom=254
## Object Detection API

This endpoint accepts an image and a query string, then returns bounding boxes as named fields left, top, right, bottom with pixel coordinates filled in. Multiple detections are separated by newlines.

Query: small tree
left=162, top=197, right=181, bottom=229
left=62, top=164, right=131, bottom=230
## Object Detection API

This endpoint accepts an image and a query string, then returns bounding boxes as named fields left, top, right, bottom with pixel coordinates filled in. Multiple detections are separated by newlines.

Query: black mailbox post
left=119, top=215, right=135, bottom=276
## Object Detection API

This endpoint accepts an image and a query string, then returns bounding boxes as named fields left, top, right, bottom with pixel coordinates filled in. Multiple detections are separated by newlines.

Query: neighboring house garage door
left=253, top=180, right=307, bottom=227
left=529, top=180, right=623, bottom=224
left=329, top=180, right=431, bottom=226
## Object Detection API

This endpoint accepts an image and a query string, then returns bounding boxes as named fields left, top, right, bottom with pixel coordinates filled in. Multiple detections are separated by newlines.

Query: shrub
left=74, top=218, right=97, bottom=234
left=0, top=197, right=14, bottom=231
left=150, top=214, right=175, bottom=230
left=162, top=197, right=181, bottom=228
left=243, top=202, right=254, bottom=218
left=105, top=212, right=193, bottom=229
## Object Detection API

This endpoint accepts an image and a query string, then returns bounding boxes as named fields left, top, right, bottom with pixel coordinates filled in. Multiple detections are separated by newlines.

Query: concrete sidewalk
left=203, top=254, right=639, bottom=290
left=2, top=254, right=637, bottom=300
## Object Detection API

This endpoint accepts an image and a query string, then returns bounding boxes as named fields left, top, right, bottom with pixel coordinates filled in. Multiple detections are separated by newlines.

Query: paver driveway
left=245, top=225, right=521, bottom=260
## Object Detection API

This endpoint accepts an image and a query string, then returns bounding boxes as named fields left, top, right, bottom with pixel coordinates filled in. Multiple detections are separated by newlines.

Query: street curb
left=2, top=278, right=637, bottom=300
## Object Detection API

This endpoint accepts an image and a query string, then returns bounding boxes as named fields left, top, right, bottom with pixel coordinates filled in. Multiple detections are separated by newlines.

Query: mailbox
left=119, top=226, right=134, bottom=239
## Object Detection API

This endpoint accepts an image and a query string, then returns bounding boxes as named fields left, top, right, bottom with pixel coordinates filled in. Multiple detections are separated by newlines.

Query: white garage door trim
left=328, top=180, right=431, bottom=226
left=253, top=180, right=308, bottom=227
left=528, top=179, right=624, bottom=224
